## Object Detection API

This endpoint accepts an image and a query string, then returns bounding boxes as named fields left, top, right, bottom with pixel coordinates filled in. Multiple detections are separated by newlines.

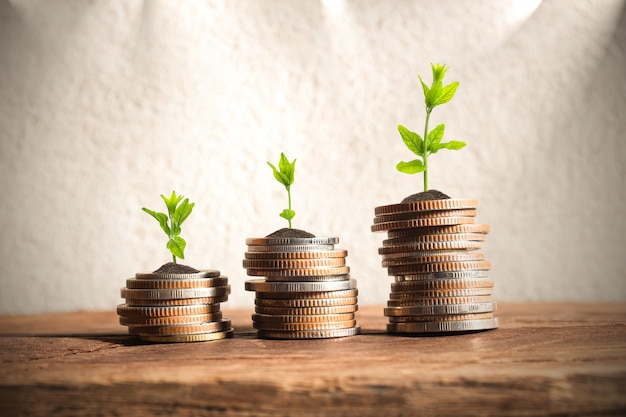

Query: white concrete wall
left=1, top=0, right=625, bottom=315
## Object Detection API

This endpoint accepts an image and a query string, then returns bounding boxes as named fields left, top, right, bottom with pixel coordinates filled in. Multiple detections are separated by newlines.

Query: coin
left=390, top=278, right=494, bottom=291
left=386, top=223, right=490, bottom=238
left=384, top=302, right=496, bottom=317
left=256, top=325, right=361, bottom=339
left=246, top=244, right=336, bottom=252
left=387, top=295, right=492, bottom=307
left=387, top=261, right=491, bottom=276
left=252, top=313, right=355, bottom=324
left=125, top=276, right=228, bottom=289
left=394, top=271, right=490, bottom=281
left=374, top=199, right=478, bottom=216
left=264, top=274, right=351, bottom=282
left=382, top=233, right=487, bottom=246
left=387, top=312, right=495, bottom=323
left=373, top=208, right=477, bottom=224
left=246, top=266, right=350, bottom=277
left=255, top=288, right=358, bottom=300
left=116, top=303, right=220, bottom=317
left=119, top=312, right=223, bottom=326
left=255, top=296, right=358, bottom=308
left=135, top=270, right=221, bottom=280
left=244, top=249, right=348, bottom=260
left=120, top=285, right=231, bottom=300
left=123, top=295, right=229, bottom=306
left=371, top=216, right=475, bottom=233
left=381, top=252, right=485, bottom=267
left=246, top=237, right=339, bottom=246
left=139, top=329, right=234, bottom=343
left=245, top=279, right=356, bottom=293
left=379, top=240, right=482, bottom=254
left=253, top=320, right=357, bottom=331
left=128, top=318, right=232, bottom=336
left=254, top=304, right=358, bottom=316
left=388, top=288, right=493, bottom=300
left=242, top=258, right=346, bottom=269
left=387, top=318, right=498, bottom=333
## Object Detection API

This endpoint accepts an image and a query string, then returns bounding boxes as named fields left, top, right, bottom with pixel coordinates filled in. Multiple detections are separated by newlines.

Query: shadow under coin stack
left=243, top=237, right=360, bottom=339
left=117, top=269, right=233, bottom=343
left=371, top=198, right=498, bottom=334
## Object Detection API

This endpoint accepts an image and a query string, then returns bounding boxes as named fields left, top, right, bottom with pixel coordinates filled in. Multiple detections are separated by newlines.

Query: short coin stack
left=243, top=236, right=360, bottom=339
left=371, top=198, right=498, bottom=334
left=117, top=269, right=233, bottom=343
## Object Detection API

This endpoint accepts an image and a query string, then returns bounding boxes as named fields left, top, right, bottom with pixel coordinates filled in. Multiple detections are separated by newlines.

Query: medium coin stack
left=117, top=269, right=233, bottom=343
left=371, top=198, right=498, bottom=334
left=243, top=236, right=360, bottom=339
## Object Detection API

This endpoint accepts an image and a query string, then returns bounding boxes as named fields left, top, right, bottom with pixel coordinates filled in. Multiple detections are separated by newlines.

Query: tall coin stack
left=371, top=198, right=498, bottom=334
left=243, top=236, right=360, bottom=339
left=117, top=269, right=233, bottom=343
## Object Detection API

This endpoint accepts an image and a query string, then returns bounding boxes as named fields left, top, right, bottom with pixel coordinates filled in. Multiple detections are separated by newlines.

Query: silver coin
left=394, top=271, right=490, bottom=281
left=126, top=276, right=228, bottom=289
left=255, top=296, right=358, bottom=308
left=384, top=302, right=497, bottom=317
left=382, top=233, right=487, bottom=247
left=254, top=304, right=358, bottom=316
left=390, top=278, right=494, bottom=291
left=246, top=237, right=339, bottom=246
left=246, top=266, right=350, bottom=277
left=245, top=278, right=356, bottom=293
left=246, top=244, right=336, bottom=252
left=264, top=275, right=350, bottom=282
left=381, top=252, right=485, bottom=267
left=257, top=325, right=361, bottom=339
left=135, top=270, right=221, bottom=280
left=389, top=288, right=493, bottom=300
left=254, top=288, right=358, bottom=300
left=387, top=295, right=492, bottom=307
left=120, top=285, right=230, bottom=300
left=387, top=318, right=499, bottom=333
left=379, top=241, right=482, bottom=254
left=252, top=313, right=355, bottom=324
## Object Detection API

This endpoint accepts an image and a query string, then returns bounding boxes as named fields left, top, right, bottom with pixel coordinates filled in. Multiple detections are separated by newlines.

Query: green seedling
left=267, top=152, right=296, bottom=228
left=396, top=63, right=466, bottom=191
left=142, top=191, right=195, bottom=264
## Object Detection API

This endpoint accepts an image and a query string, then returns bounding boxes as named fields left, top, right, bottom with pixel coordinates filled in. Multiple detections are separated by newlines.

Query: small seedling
left=142, top=191, right=194, bottom=264
left=396, top=63, right=466, bottom=191
left=267, top=152, right=296, bottom=228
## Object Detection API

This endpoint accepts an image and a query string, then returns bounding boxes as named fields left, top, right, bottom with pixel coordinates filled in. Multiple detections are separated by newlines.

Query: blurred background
left=1, top=0, right=625, bottom=315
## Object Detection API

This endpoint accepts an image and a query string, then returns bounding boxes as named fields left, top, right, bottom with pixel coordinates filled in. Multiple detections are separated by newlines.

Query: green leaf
left=167, top=236, right=186, bottom=259
left=427, top=124, right=445, bottom=153
left=142, top=207, right=170, bottom=235
left=436, top=140, right=466, bottom=151
left=433, top=82, right=459, bottom=107
left=161, top=191, right=183, bottom=219
left=398, top=125, right=424, bottom=155
left=268, top=153, right=296, bottom=188
left=431, top=63, right=449, bottom=84
left=427, top=80, right=443, bottom=109
left=396, top=160, right=426, bottom=174
left=173, top=198, right=194, bottom=228
left=280, top=209, right=295, bottom=221
left=418, top=75, right=430, bottom=105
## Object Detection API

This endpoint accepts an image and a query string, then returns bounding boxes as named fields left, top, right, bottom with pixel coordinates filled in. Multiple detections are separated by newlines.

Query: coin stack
left=243, top=236, right=360, bottom=339
left=371, top=198, right=498, bottom=334
left=117, top=269, right=233, bottom=343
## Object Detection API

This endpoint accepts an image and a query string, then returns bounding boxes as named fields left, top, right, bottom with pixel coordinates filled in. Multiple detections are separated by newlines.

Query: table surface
left=1, top=303, right=625, bottom=416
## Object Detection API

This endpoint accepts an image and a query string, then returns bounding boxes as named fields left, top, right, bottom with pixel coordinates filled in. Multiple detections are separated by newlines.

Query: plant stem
left=172, top=254, right=177, bottom=264
left=287, top=186, right=292, bottom=228
left=423, top=109, right=432, bottom=191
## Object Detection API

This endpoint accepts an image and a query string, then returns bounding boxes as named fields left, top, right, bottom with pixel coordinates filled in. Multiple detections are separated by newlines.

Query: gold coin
left=124, top=295, right=228, bottom=306
left=390, top=278, right=494, bottom=291
left=119, top=312, right=222, bottom=326
left=383, top=233, right=487, bottom=247
left=382, top=252, right=485, bottom=267
left=253, top=320, right=357, bottom=331
left=116, top=303, right=220, bottom=317
left=246, top=266, right=350, bottom=277
left=244, top=249, right=348, bottom=260
left=374, top=199, right=478, bottom=216
left=252, top=313, right=355, bottom=324
left=129, top=318, right=232, bottom=336
left=389, top=288, right=493, bottom=300
left=257, top=325, right=361, bottom=339
left=387, top=224, right=490, bottom=238
left=387, top=318, right=498, bottom=333
left=387, top=295, right=493, bottom=307
left=379, top=241, right=482, bottom=254
left=126, top=276, right=228, bottom=289
left=254, top=288, right=358, bottom=300
left=139, top=329, right=234, bottom=343
left=243, top=257, right=346, bottom=269
left=387, top=261, right=491, bottom=276
left=371, top=216, right=475, bottom=233
left=388, top=312, right=494, bottom=323
left=373, top=208, right=477, bottom=224
left=254, top=304, right=358, bottom=316
left=255, top=297, right=358, bottom=308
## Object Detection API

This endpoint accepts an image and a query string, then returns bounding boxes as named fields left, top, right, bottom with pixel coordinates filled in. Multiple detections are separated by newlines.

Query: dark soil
left=266, top=228, right=316, bottom=238
left=153, top=262, right=200, bottom=274
left=401, top=189, right=451, bottom=203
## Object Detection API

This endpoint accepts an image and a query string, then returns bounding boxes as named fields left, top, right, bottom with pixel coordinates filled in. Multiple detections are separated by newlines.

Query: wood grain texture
left=1, top=303, right=625, bottom=416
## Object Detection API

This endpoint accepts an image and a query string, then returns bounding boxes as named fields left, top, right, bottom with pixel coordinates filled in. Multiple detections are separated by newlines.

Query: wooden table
left=1, top=303, right=625, bottom=416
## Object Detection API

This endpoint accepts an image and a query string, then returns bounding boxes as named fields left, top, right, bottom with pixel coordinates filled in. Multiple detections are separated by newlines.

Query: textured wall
left=1, top=0, right=625, bottom=315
